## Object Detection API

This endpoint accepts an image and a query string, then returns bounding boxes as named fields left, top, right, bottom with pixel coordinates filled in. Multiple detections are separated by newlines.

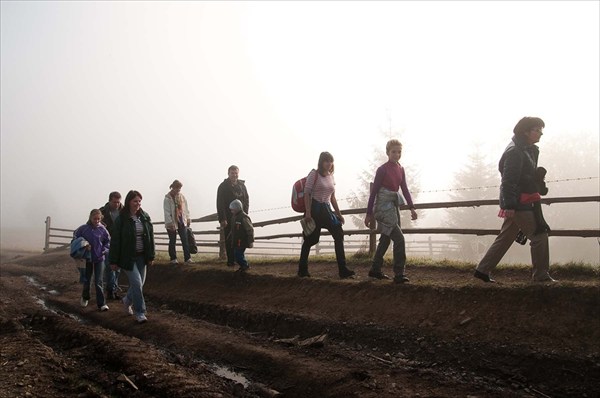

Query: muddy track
left=1, top=252, right=599, bottom=397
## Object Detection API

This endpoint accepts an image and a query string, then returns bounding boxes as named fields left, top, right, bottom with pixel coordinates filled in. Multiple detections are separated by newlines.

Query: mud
left=1, top=250, right=598, bottom=397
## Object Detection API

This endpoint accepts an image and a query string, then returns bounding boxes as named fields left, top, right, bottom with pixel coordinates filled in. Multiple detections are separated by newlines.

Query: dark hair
left=108, top=191, right=121, bottom=201
left=121, top=190, right=143, bottom=216
left=317, top=151, right=334, bottom=175
left=169, top=180, right=183, bottom=189
left=228, top=165, right=239, bottom=173
left=513, top=117, right=545, bottom=136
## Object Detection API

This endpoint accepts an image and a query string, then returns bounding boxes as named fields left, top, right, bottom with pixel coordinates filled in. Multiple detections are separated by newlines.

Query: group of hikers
left=71, top=116, right=556, bottom=324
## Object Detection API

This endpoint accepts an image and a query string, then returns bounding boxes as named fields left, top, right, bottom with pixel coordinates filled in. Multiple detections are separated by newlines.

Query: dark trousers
left=371, top=226, right=407, bottom=276
left=299, top=201, right=346, bottom=272
left=224, top=222, right=234, bottom=265
left=234, top=248, right=249, bottom=269
left=168, top=222, right=191, bottom=261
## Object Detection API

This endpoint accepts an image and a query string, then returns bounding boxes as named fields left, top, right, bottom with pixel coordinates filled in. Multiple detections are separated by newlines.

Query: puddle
left=25, top=276, right=84, bottom=323
left=210, top=364, right=250, bottom=387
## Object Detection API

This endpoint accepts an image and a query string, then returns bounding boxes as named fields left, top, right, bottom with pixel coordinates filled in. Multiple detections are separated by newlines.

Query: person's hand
left=110, top=264, right=119, bottom=271
left=504, top=209, right=516, bottom=218
left=410, top=208, right=418, bottom=221
left=85, top=244, right=91, bottom=250
left=364, top=214, right=374, bottom=228
left=337, top=214, right=345, bottom=225
left=220, top=220, right=228, bottom=228
left=166, top=225, right=176, bottom=232
left=147, top=260, right=154, bottom=266
left=304, top=214, right=313, bottom=223
left=248, top=243, right=254, bottom=248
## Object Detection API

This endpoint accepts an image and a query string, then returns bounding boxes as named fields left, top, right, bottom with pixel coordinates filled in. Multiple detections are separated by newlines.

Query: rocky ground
left=1, top=250, right=599, bottom=397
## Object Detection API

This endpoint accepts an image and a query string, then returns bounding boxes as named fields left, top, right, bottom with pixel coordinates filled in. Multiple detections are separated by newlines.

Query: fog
left=1, top=2, right=598, bottom=262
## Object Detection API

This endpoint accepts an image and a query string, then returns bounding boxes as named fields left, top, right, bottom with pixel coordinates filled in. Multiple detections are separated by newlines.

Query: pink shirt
left=367, top=161, right=414, bottom=215
left=305, top=169, right=335, bottom=204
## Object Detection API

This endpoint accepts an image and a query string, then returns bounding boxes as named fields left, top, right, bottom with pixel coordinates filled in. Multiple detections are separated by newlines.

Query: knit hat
left=229, top=199, right=243, bottom=211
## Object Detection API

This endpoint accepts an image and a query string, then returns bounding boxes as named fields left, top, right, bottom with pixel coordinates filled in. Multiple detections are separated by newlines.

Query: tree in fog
left=443, top=143, right=498, bottom=261
left=536, top=132, right=600, bottom=263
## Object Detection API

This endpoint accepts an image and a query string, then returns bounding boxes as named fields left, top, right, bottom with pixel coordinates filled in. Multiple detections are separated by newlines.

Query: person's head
left=122, top=190, right=143, bottom=216
left=169, top=179, right=183, bottom=194
left=88, top=209, right=103, bottom=226
left=386, top=139, right=403, bottom=163
left=229, top=199, right=243, bottom=215
left=513, top=116, right=545, bottom=145
left=317, top=152, right=334, bottom=175
left=108, top=191, right=122, bottom=211
left=228, top=165, right=239, bottom=184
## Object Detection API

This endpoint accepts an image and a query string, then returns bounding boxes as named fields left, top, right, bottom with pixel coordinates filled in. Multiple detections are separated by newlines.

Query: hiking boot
left=297, top=270, right=311, bottom=278
left=99, top=305, right=109, bottom=312
left=368, top=271, right=391, bottom=280
left=473, top=270, right=495, bottom=283
left=170, top=259, right=179, bottom=265
left=80, top=297, right=89, bottom=308
left=135, top=313, right=147, bottom=323
left=339, top=267, right=356, bottom=279
left=393, top=275, right=410, bottom=284
left=122, top=297, right=133, bottom=315
left=184, top=259, right=194, bottom=264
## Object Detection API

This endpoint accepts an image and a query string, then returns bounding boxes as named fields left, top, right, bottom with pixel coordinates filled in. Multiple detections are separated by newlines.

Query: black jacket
left=498, top=135, right=541, bottom=211
left=230, top=211, right=254, bottom=249
left=100, top=202, right=123, bottom=235
left=108, top=211, right=155, bottom=270
left=216, top=179, right=249, bottom=223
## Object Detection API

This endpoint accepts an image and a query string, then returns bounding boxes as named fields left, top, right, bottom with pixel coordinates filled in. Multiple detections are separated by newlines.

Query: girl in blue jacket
left=74, top=209, right=111, bottom=311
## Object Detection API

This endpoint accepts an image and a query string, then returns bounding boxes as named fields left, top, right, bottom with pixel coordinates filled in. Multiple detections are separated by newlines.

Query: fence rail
left=44, top=195, right=600, bottom=257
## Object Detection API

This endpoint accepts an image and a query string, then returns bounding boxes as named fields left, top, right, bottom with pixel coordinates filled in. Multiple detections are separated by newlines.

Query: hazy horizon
left=1, top=1, right=598, bottom=262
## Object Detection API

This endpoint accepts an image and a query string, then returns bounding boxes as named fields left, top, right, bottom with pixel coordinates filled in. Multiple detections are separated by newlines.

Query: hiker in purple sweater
left=74, top=209, right=111, bottom=311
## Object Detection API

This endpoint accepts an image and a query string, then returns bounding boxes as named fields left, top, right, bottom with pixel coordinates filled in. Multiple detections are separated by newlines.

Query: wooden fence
left=44, top=195, right=600, bottom=257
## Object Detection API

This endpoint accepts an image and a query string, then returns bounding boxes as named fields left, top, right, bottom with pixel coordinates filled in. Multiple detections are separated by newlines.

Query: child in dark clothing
left=229, top=199, right=254, bottom=272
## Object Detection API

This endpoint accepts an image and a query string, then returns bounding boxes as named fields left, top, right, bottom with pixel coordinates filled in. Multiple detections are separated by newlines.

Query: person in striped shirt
left=298, top=151, right=355, bottom=279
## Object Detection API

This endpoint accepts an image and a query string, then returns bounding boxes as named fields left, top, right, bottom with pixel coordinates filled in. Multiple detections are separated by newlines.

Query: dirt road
left=1, top=251, right=599, bottom=397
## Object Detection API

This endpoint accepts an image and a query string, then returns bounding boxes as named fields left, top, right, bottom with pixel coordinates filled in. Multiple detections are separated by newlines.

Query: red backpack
left=291, top=170, right=318, bottom=213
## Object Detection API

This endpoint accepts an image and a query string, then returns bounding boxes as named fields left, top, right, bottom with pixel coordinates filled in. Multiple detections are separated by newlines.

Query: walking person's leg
left=389, top=227, right=409, bottom=282
left=475, top=217, right=520, bottom=282
left=323, top=218, right=354, bottom=278
left=234, top=248, right=249, bottom=271
left=81, top=261, right=92, bottom=307
left=92, top=261, right=107, bottom=308
left=177, top=223, right=191, bottom=262
left=104, top=265, right=116, bottom=299
left=167, top=229, right=178, bottom=262
left=513, top=211, right=552, bottom=281
left=124, top=256, right=147, bottom=321
left=370, top=234, right=391, bottom=277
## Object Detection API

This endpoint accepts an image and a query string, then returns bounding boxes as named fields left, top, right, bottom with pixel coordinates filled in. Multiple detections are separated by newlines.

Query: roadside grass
left=157, top=250, right=599, bottom=277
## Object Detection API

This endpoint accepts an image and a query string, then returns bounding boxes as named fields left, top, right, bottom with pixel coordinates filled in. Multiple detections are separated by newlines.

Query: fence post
left=368, top=182, right=376, bottom=255
left=428, top=236, right=433, bottom=257
left=44, top=216, right=51, bottom=252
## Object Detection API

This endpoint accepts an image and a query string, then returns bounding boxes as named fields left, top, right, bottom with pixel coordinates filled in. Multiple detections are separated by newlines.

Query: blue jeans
left=124, top=256, right=147, bottom=315
left=104, top=266, right=121, bottom=293
left=168, top=223, right=191, bottom=262
left=234, top=248, right=249, bottom=269
left=82, top=261, right=106, bottom=307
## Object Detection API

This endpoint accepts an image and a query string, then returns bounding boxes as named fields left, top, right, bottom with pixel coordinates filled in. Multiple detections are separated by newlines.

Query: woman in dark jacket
left=108, top=190, right=155, bottom=323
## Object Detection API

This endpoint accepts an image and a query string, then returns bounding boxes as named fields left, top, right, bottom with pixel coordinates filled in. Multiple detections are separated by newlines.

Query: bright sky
left=1, top=1, right=599, bottom=245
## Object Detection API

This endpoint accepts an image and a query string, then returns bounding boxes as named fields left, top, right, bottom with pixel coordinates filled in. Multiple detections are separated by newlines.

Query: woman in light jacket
left=163, top=179, right=192, bottom=264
